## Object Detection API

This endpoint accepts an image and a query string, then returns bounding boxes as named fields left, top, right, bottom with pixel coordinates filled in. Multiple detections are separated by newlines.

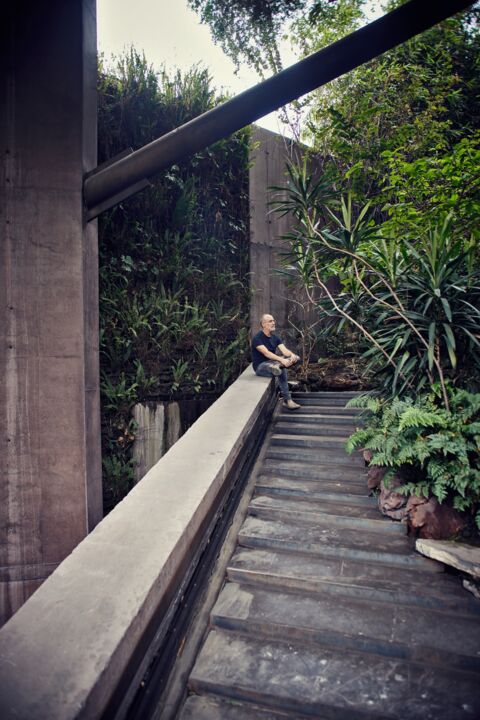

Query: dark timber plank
left=189, top=630, right=480, bottom=720
left=178, top=392, right=478, bottom=720
left=255, top=475, right=375, bottom=504
left=227, top=548, right=478, bottom=615
left=248, top=495, right=405, bottom=534
left=179, top=694, right=315, bottom=719
left=261, top=460, right=366, bottom=482
left=211, top=582, right=480, bottom=671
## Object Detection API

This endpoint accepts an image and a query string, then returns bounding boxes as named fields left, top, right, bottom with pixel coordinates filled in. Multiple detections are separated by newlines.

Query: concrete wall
left=249, top=126, right=303, bottom=342
left=0, top=368, right=275, bottom=720
left=0, top=0, right=102, bottom=626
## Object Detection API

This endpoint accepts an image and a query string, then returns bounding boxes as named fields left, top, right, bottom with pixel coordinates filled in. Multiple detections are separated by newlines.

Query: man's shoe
left=267, top=362, right=282, bottom=376
left=284, top=399, right=301, bottom=410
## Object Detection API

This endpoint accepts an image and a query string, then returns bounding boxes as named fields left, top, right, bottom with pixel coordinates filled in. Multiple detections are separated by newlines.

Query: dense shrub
left=98, top=50, right=251, bottom=509
left=346, top=389, right=480, bottom=527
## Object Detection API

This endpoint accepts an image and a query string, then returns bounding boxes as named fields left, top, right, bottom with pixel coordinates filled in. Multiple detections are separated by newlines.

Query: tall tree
left=187, top=0, right=365, bottom=75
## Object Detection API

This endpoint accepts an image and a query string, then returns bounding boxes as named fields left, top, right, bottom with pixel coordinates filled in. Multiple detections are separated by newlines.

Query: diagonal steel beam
left=84, top=0, right=473, bottom=219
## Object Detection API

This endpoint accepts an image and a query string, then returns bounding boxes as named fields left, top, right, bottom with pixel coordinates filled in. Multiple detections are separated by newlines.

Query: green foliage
left=381, top=132, right=480, bottom=243
left=187, top=0, right=303, bottom=74
left=298, top=9, right=480, bottom=202
left=347, top=389, right=480, bottom=526
left=187, top=0, right=366, bottom=75
left=274, top=160, right=480, bottom=403
left=98, top=51, right=251, bottom=510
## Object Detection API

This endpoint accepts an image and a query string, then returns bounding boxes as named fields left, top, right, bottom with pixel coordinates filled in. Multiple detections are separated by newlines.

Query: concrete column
left=249, top=127, right=298, bottom=336
left=0, top=0, right=102, bottom=626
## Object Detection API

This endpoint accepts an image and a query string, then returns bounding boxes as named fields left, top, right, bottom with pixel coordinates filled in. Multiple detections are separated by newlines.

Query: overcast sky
left=96, top=0, right=291, bottom=133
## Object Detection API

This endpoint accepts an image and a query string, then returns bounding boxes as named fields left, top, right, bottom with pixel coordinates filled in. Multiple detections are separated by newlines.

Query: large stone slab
left=416, top=539, right=480, bottom=579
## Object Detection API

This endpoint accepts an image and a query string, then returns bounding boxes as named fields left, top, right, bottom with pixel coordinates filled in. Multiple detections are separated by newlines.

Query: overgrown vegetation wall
left=98, top=51, right=251, bottom=510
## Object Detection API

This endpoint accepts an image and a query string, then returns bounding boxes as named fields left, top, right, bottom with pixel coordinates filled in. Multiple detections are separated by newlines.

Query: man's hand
left=280, top=354, right=299, bottom=367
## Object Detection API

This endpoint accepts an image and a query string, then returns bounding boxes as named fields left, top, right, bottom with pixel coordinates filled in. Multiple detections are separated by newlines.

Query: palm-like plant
left=274, top=162, right=480, bottom=409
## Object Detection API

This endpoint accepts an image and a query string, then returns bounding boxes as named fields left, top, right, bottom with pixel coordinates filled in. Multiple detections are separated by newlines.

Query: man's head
left=261, top=314, right=276, bottom=336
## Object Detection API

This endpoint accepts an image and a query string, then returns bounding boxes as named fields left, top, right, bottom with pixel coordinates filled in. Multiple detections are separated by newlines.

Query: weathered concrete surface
left=249, top=128, right=317, bottom=345
left=416, top=539, right=480, bottom=579
left=249, top=128, right=292, bottom=335
left=0, top=0, right=102, bottom=626
left=0, top=368, right=273, bottom=720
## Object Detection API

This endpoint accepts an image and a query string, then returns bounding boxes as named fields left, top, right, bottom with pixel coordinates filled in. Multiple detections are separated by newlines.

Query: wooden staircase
left=178, top=392, right=480, bottom=719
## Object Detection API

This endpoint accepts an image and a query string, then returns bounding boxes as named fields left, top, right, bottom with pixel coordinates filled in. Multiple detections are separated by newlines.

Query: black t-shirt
left=251, top=330, right=282, bottom=370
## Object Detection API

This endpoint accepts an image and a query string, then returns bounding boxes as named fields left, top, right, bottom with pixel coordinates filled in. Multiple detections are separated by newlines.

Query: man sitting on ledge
left=252, top=313, right=301, bottom=410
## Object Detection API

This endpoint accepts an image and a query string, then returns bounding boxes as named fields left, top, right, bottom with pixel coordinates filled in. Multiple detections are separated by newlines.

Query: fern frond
left=398, top=407, right=446, bottom=431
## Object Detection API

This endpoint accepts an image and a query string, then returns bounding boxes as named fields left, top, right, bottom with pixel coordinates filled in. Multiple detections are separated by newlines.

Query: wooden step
left=228, top=548, right=478, bottom=614
left=179, top=694, right=313, bottom=719
left=189, top=630, right=480, bottom=720
left=271, top=433, right=350, bottom=449
left=261, top=460, right=365, bottom=482
left=291, top=393, right=362, bottom=406
left=273, top=421, right=354, bottom=437
left=265, top=446, right=364, bottom=467
left=211, top=582, right=480, bottom=672
left=248, top=495, right=404, bottom=535
left=255, top=475, right=375, bottom=505
left=280, top=405, right=362, bottom=416
left=276, top=413, right=362, bottom=427
left=237, top=516, right=441, bottom=570
left=293, top=391, right=363, bottom=400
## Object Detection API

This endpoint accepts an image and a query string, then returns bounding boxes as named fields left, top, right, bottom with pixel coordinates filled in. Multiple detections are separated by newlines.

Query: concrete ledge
left=0, top=368, right=274, bottom=720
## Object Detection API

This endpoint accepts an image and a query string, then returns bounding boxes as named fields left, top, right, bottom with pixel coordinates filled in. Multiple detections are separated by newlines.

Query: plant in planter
left=346, top=388, right=480, bottom=534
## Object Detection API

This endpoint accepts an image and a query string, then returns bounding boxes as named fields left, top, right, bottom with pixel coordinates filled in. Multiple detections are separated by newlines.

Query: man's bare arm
left=256, top=344, right=298, bottom=367
left=278, top=343, right=300, bottom=364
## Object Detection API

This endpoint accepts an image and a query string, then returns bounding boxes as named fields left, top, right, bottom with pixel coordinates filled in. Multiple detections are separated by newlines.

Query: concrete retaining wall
left=249, top=126, right=316, bottom=349
left=0, top=368, right=274, bottom=720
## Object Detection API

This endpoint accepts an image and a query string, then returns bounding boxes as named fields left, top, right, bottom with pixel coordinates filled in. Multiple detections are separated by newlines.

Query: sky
left=96, top=0, right=293, bottom=134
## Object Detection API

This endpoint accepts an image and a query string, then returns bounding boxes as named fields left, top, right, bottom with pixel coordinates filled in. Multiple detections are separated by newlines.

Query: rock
left=408, top=496, right=466, bottom=540
left=367, top=464, right=384, bottom=490
left=378, top=474, right=408, bottom=521
left=415, top=539, right=480, bottom=579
